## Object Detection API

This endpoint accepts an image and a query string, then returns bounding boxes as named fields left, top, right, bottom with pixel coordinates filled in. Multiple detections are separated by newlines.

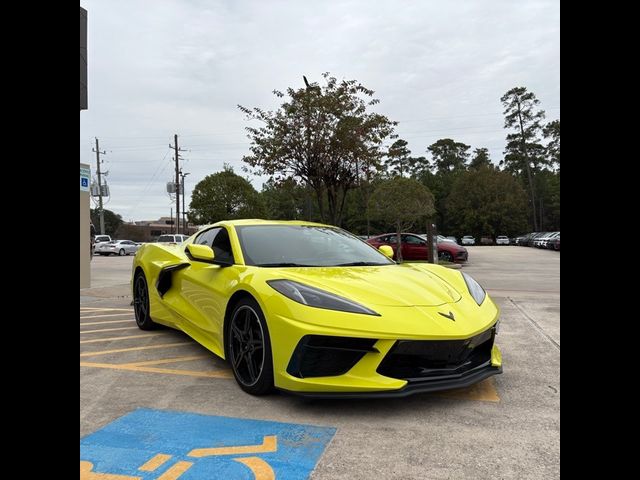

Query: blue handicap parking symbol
left=81, top=178, right=89, bottom=187
left=80, top=408, right=336, bottom=479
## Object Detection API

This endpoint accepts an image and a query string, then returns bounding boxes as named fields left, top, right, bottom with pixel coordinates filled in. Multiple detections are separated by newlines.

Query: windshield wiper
left=333, top=261, right=391, bottom=266
left=255, top=262, right=317, bottom=267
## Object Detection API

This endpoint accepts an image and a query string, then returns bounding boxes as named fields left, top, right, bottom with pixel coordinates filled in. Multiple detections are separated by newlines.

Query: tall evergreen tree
left=500, top=87, right=547, bottom=231
left=469, top=147, right=493, bottom=170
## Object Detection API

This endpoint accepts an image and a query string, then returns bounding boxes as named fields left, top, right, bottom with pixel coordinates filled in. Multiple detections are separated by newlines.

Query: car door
left=121, top=241, right=133, bottom=254
left=401, top=234, right=428, bottom=260
left=173, top=227, right=239, bottom=356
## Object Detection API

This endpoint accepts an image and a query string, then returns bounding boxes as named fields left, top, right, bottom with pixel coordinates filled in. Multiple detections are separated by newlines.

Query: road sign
left=80, top=165, right=91, bottom=192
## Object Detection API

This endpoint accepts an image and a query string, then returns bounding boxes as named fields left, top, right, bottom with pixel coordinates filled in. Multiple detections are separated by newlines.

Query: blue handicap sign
left=81, top=178, right=89, bottom=187
left=80, top=408, right=336, bottom=479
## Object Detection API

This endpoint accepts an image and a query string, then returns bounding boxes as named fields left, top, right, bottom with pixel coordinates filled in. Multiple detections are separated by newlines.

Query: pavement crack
left=507, top=297, right=560, bottom=351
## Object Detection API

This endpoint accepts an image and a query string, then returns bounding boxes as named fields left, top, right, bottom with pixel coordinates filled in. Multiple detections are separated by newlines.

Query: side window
left=194, top=228, right=219, bottom=248
left=194, top=228, right=235, bottom=263
left=404, top=235, right=423, bottom=245
left=211, top=228, right=234, bottom=263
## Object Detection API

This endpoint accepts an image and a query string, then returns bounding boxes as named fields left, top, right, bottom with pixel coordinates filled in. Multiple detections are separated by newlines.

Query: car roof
left=211, top=219, right=332, bottom=228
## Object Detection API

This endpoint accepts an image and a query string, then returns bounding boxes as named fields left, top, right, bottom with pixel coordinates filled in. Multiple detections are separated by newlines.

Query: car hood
left=268, top=264, right=462, bottom=307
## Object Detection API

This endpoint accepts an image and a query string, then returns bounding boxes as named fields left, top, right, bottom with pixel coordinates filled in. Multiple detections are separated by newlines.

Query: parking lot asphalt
left=81, top=246, right=559, bottom=479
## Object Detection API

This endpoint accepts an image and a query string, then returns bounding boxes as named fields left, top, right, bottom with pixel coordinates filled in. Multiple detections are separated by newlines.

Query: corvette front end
left=255, top=264, right=502, bottom=397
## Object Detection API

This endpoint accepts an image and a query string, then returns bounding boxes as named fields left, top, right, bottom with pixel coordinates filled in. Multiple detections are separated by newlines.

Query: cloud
left=80, top=0, right=559, bottom=221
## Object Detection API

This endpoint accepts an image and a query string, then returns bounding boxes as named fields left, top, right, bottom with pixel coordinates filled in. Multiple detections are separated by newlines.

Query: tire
left=226, top=297, right=274, bottom=395
left=118, top=249, right=125, bottom=256
left=133, top=271, right=158, bottom=330
left=439, top=250, right=454, bottom=262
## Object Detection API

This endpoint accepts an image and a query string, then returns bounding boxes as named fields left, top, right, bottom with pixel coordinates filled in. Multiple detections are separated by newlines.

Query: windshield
left=157, top=235, right=174, bottom=242
left=236, top=225, right=395, bottom=267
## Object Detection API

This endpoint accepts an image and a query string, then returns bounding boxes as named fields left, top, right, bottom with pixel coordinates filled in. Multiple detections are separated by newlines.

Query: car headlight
left=461, top=272, right=486, bottom=305
left=267, top=279, right=380, bottom=316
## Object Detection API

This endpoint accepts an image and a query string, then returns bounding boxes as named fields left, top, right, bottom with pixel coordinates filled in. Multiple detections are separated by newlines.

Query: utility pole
left=92, top=138, right=107, bottom=235
left=180, top=170, right=190, bottom=234
left=169, top=135, right=185, bottom=234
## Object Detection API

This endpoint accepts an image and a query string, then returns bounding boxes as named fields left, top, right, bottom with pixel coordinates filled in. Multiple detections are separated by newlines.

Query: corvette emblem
left=438, top=311, right=456, bottom=321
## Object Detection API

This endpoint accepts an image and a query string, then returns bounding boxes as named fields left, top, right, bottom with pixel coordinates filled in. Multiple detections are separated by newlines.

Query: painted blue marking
left=80, top=408, right=336, bottom=479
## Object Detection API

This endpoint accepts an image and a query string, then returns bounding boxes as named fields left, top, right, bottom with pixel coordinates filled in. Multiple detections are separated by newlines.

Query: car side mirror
left=379, top=245, right=394, bottom=258
left=185, top=244, right=215, bottom=263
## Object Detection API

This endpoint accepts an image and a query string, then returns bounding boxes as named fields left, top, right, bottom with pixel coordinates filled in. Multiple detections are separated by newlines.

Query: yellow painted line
left=81, top=319, right=135, bottom=326
left=139, top=453, right=172, bottom=472
left=80, top=361, right=233, bottom=378
left=434, top=377, right=500, bottom=403
left=81, top=327, right=140, bottom=334
left=80, top=460, right=141, bottom=479
left=125, top=355, right=210, bottom=367
left=189, top=435, right=277, bottom=457
left=81, top=307, right=133, bottom=312
left=80, top=342, right=193, bottom=357
left=156, top=461, right=193, bottom=480
left=80, top=334, right=164, bottom=344
left=80, top=313, right=136, bottom=319
left=234, top=457, right=275, bottom=480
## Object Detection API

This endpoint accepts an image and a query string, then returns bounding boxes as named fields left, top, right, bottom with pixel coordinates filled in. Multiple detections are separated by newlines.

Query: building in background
left=115, top=218, right=200, bottom=242
left=80, top=6, right=90, bottom=288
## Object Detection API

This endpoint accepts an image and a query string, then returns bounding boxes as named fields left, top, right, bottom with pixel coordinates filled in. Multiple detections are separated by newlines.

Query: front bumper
left=280, top=362, right=502, bottom=399
left=269, top=306, right=502, bottom=397
left=455, top=250, right=468, bottom=262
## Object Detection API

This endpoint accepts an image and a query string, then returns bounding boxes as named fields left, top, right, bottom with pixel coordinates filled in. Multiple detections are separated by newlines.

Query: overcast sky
left=80, top=0, right=559, bottom=222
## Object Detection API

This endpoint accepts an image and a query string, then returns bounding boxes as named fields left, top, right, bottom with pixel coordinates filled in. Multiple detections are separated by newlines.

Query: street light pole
left=180, top=171, right=190, bottom=234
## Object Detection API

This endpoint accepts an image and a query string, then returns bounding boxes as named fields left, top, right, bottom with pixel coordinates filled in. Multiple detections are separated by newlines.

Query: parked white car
left=93, top=234, right=112, bottom=253
left=461, top=235, right=476, bottom=245
left=95, top=240, right=140, bottom=256
left=496, top=236, right=510, bottom=245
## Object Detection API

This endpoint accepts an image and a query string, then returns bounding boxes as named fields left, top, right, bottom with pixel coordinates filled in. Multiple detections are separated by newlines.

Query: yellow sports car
left=132, top=220, right=502, bottom=397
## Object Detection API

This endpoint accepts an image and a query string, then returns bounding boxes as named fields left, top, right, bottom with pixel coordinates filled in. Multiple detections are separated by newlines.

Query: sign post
left=80, top=163, right=91, bottom=288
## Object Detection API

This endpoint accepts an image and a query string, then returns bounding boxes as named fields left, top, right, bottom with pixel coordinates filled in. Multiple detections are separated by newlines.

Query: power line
left=123, top=148, right=173, bottom=217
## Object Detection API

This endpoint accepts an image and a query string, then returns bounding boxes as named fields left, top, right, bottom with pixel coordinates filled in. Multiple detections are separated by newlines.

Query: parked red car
left=367, top=233, right=468, bottom=263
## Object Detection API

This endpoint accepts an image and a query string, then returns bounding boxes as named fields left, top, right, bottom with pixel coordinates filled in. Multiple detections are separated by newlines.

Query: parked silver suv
left=156, top=234, right=190, bottom=244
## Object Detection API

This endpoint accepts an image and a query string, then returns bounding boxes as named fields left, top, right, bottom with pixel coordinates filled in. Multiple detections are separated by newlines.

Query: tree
left=90, top=208, right=123, bottom=237
left=239, top=72, right=397, bottom=226
left=368, top=177, right=435, bottom=262
left=260, top=177, right=307, bottom=220
left=500, top=87, right=547, bottom=231
left=446, top=166, right=528, bottom=239
left=427, top=138, right=470, bottom=173
left=386, top=139, right=412, bottom=177
left=411, top=138, right=470, bottom=235
left=188, top=166, right=264, bottom=224
left=543, top=119, right=560, bottom=170
left=469, top=148, right=493, bottom=170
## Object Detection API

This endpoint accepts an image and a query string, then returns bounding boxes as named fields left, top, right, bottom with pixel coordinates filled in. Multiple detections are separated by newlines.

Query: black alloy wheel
left=439, top=250, right=454, bottom=262
left=133, top=272, right=157, bottom=330
left=227, top=298, right=274, bottom=395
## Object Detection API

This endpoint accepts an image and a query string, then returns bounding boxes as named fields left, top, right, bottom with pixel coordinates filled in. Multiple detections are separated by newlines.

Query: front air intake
left=287, top=335, right=378, bottom=378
